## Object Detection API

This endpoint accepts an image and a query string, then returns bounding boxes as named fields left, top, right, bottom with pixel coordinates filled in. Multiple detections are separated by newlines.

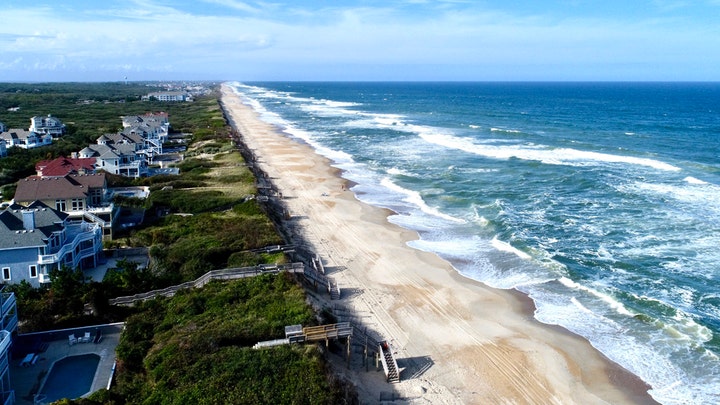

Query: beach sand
left=220, top=84, right=657, bottom=404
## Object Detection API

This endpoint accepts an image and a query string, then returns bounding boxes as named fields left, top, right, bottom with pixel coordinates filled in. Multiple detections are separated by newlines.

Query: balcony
left=38, top=222, right=101, bottom=265
left=0, top=331, right=10, bottom=358
left=0, top=294, right=14, bottom=318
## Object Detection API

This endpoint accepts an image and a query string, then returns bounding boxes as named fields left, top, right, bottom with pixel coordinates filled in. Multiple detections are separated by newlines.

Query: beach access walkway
left=108, top=262, right=304, bottom=305
left=254, top=322, right=400, bottom=383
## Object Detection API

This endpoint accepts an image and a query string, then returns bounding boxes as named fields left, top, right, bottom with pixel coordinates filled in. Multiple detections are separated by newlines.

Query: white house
left=79, top=143, right=148, bottom=178
left=142, top=91, right=192, bottom=102
left=29, top=114, right=66, bottom=136
left=0, top=129, right=52, bottom=149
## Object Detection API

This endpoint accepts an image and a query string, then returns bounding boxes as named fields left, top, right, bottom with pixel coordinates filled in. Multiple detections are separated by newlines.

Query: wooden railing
left=109, top=263, right=304, bottom=306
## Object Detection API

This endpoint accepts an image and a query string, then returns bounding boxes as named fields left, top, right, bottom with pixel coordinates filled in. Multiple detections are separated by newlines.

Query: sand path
left=220, top=84, right=657, bottom=405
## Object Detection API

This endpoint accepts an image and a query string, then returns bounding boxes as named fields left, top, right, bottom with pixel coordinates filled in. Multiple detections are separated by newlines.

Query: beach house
left=13, top=173, right=117, bottom=240
left=0, top=201, right=103, bottom=287
left=29, top=114, right=66, bottom=136
left=121, top=112, right=170, bottom=159
left=0, top=129, right=52, bottom=149
left=142, top=91, right=193, bottom=102
left=79, top=142, right=148, bottom=178
left=35, top=155, right=97, bottom=177
left=76, top=113, right=171, bottom=178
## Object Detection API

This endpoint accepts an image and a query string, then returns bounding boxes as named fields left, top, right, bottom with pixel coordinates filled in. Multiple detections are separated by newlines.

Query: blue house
left=0, top=201, right=103, bottom=288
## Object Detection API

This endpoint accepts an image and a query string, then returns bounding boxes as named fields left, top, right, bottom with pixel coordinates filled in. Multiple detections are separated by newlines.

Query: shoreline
left=220, top=83, right=658, bottom=404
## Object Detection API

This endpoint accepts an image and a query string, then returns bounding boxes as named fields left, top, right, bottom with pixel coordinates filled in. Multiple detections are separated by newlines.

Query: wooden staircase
left=379, top=341, right=400, bottom=383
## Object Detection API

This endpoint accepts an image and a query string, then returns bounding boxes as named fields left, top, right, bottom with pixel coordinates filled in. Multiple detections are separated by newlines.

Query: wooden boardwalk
left=109, top=263, right=304, bottom=306
left=253, top=322, right=400, bottom=383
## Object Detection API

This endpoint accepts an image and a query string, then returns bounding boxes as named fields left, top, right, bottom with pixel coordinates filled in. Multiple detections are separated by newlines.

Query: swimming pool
left=38, top=353, right=100, bottom=403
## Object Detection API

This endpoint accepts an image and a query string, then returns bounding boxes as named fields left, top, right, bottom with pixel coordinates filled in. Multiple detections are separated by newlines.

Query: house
left=0, top=201, right=103, bottom=287
left=79, top=143, right=148, bottom=178
left=35, top=155, right=97, bottom=177
left=14, top=173, right=117, bottom=239
left=0, top=287, right=17, bottom=405
left=121, top=112, right=169, bottom=158
left=29, top=114, right=66, bottom=136
left=0, top=129, right=52, bottom=149
left=142, top=91, right=192, bottom=102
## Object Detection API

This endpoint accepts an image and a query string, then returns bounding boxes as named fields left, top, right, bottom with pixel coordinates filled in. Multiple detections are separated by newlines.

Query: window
left=55, top=199, right=67, bottom=211
left=71, top=198, right=84, bottom=211
left=29, top=265, right=38, bottom=278
left=2, top=267, right=10, bottom=281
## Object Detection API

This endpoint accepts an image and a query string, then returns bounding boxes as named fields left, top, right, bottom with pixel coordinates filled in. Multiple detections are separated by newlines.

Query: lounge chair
left=81, top=332, right=91, bottom=343
left=68, top=334, right=77, bottom=346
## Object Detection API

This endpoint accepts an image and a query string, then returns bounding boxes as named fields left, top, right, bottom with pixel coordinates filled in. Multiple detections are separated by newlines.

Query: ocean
left=228, top=81, right=720, bottom=404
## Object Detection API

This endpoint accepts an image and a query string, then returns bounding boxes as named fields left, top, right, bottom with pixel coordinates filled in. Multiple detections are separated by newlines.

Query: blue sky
left=0, top=0, right=718, bottom=81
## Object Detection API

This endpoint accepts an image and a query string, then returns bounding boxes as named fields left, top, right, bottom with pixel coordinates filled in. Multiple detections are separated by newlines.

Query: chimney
left=22, top=209, right=35, bottom=230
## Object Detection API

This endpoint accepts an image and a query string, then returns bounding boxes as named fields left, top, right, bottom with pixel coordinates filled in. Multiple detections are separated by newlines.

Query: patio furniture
left=81, top=332, right=91, bottom=343
left=68, top=334, right=77, bottom=346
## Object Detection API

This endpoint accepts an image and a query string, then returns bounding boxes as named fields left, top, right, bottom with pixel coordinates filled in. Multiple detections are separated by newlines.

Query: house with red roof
left=35, top=155, right=97, bottom=177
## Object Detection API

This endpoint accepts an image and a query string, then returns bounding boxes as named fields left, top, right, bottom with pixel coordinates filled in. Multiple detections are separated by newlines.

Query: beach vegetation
left=64, top=275, right=355, bottom=405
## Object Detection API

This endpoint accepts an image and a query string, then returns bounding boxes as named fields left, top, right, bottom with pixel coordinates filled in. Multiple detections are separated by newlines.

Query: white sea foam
left=490, top=236, right=531, bottom=260
left=379, top=177, right=464, bottom=224
left=684, top=176, right=708, bottom=185
left=409, top=236, right=482, bottom=259
left=622, top=180, right=720, bottom=216
left=386, top=167, right=415, bottom=177
left=491, top=127, right=522, bottom=133
left=417, top=132, right=682, bottom=172
left=558, top=277, right=635, bottom=316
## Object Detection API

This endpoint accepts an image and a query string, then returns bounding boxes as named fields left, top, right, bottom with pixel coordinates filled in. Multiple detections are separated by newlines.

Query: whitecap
left=490, top=236, right=531, bottom=260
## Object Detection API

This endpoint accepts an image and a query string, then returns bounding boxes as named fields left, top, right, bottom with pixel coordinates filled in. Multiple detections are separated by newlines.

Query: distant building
left=142, top=91, right=193, bottom=102
left=0, top=122, right=6, bottom=133
left=29, top=114, right=66, bottom=136
left=0, top=201, right=103, bottom=287
left=0, top=129, right=52, bottom=149
left=0, top=141, right=6, bottom=158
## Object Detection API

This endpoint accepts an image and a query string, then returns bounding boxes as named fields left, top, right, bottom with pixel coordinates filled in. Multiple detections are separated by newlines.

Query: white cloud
left=0, top=1, right=717, bottom=80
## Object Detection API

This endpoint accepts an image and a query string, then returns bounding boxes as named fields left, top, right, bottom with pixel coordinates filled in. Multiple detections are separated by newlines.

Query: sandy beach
left=220, top=84, right=657, bottom=404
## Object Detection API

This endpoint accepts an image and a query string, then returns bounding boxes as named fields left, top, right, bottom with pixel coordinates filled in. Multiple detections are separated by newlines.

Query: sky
left=0, top=0, right=718, bottom=82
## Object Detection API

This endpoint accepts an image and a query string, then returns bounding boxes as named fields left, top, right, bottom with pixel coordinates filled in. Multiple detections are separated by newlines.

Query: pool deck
left=11, top=323, right=123, bottom=404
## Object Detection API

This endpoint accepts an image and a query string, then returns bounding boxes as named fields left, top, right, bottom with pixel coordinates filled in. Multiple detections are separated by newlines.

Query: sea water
left=228, top=81, right=720, bottom=404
